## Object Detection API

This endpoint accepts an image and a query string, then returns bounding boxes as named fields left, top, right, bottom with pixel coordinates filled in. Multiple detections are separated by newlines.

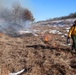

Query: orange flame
left=43, top=33, right=53, bottom=44
left=44, top=36, right=48, bottom=42
left=44, top=35, right=49, bottom=42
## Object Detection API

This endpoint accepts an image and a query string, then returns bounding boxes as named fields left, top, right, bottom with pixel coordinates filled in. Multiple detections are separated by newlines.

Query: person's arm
left=67, top=26, right=73, bottom=44
left=68, top=26, right=74, bottom=37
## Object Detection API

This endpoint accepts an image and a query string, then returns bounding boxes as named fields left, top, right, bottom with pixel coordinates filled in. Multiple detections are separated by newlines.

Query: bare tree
left=11, top=1, right=34, bottom=24
left=22, top=9, right=34, bottom=21
left=0, top=1, right=34, bottom=27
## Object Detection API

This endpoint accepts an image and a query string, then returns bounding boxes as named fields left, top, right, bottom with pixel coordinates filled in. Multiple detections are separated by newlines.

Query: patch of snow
left=53, top=25, right=57, bottom=27
left=58, top=32, right=62, bottom=34
left=18, top=30, right=38, bottom=36
left=18, top=30, right=32, bottom=34
left=49, top=30, right=57, bottom=34
left=66, top=27, right=70, bottom=30
left=49, top=30, right=62, bottom=34
left=61, top=35, right=65, bottom=37
left=33, top=29, right=40, bottom=32
left=33, top=33, right=38, bottom=36
left=66, top=27, right=70, bottom=32
left=67, top=43, right=71, bottom=46
left=66, top=30, right=69, bottom=32
left=64, top=34, right=67, bottom=36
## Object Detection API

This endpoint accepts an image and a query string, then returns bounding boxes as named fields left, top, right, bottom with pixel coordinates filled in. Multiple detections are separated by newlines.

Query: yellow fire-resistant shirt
left=68, top=25, right=76, bottom=37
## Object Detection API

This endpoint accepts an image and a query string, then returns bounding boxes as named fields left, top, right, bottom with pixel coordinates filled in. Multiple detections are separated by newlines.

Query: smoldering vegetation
left=0, top=2, right=34, bottom=36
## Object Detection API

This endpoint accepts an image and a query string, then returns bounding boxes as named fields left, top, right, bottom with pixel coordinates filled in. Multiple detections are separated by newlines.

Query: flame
left=44, top=35, right=49, bottom=42
left=43, top=34, right=53, bottom=44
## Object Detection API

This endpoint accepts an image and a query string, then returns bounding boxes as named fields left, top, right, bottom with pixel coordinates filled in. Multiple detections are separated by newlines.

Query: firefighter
left=67, top=20, right=76, bottom=53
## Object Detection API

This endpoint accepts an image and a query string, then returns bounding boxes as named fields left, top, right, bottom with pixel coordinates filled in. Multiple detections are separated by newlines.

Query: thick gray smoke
left=0, top=0, right=33, bottom=37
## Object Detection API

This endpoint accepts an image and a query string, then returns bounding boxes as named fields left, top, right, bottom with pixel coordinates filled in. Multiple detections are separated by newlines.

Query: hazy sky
left=0, top=0, right=76, bottom=21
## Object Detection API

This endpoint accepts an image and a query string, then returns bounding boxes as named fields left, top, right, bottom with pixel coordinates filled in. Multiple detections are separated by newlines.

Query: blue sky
left=0, top=0, right=76, bottom=21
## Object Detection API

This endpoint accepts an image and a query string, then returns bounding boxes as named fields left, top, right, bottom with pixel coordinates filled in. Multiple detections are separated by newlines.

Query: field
left=0, top=19, right=76, bottom=75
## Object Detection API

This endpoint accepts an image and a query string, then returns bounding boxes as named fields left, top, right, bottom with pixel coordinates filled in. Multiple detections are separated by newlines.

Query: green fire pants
left=71, top=35, right=76, bottom=50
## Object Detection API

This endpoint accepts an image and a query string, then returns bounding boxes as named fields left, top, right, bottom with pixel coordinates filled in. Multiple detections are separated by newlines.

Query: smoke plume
left=0, top=0, right=34, bottom=37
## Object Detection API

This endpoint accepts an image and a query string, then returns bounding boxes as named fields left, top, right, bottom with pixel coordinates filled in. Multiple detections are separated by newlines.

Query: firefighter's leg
left=71, top=35, right=76, bottom=52
left=73, top=36, right=76, bottom=52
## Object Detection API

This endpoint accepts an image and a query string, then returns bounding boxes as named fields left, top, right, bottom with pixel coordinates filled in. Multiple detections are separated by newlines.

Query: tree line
left=48, top=12, right=76, bottom=21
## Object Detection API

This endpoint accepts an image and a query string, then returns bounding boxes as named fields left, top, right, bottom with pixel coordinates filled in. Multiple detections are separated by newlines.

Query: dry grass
left=0, top=65, right=10, bottom=75
left=0, top=25, right=76, bottom=75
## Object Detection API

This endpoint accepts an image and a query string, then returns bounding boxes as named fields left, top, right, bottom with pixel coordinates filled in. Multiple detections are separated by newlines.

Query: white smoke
left=0, top=0, right=34, bottom=37
left=0, top=0, right=16, bottom=8
left=0, top=20, right=33, bottom=36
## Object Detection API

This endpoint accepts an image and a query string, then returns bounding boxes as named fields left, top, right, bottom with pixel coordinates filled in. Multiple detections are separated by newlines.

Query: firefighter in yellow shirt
left=67, top=20, right=76, bottom=53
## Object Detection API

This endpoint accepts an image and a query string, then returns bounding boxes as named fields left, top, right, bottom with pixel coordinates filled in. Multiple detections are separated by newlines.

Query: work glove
left=66, top=37, right=70, bottom=44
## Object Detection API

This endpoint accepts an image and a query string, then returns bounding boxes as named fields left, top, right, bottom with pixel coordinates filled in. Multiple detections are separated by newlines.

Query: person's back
left=68, top=23, right=76, bottom=37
